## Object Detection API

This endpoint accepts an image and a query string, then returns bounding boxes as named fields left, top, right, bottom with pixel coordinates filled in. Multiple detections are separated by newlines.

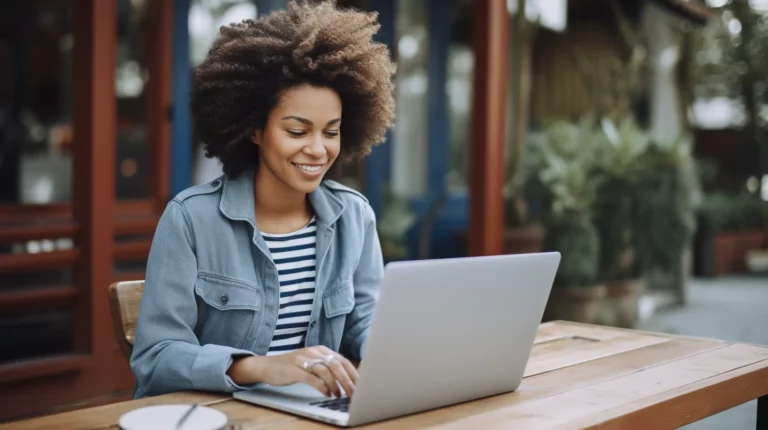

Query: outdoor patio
left=639, top=275, right=768, bottom=429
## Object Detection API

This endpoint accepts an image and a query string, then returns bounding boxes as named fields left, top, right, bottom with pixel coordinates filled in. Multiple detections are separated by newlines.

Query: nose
left=303, top=133, right=326, bottom=157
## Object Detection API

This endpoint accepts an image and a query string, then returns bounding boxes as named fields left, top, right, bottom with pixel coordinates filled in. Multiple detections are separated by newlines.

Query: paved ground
left=638, top=275, right=768, bottom=429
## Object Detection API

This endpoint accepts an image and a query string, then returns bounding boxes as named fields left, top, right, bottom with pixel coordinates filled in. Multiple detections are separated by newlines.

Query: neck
left=253, top=166, right=308, bottom=218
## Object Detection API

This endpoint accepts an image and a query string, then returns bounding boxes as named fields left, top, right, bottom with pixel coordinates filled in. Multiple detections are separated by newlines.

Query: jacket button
left=220, top=295, right=229, bottom=305
left=310, top=321, right=316, bottom=328
left=211, top=180, right=221, bottom=188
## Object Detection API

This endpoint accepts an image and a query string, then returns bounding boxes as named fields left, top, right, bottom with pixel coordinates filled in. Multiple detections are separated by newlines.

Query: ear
left=251, top=129, right=263, bottom=145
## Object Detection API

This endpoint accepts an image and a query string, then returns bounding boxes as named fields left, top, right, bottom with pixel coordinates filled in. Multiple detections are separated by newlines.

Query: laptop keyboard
left=309, top=397, right=350, bottom=413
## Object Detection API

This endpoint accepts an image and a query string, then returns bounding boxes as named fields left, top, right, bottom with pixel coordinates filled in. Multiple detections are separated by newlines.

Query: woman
left=130, top=1, right=395, bottom=400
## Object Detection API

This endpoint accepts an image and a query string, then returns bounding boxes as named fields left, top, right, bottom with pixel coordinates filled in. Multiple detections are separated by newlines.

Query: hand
left=229, top=346, right=359, bottom=398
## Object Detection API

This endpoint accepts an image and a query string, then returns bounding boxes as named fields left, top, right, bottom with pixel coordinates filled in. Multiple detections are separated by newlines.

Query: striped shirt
left=263, top=218, right=318, bottom=356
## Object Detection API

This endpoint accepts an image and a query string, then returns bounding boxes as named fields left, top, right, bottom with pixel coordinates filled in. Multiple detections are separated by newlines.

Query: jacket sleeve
left=129, top=200, right=255, bottom=398
left=340, top=203, right=384, bottom=360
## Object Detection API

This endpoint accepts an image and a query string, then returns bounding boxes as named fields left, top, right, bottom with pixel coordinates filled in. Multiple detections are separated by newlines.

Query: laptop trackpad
left=252, top=383, right=331, bottom=401
left=235, top=383, right=350, bottom=426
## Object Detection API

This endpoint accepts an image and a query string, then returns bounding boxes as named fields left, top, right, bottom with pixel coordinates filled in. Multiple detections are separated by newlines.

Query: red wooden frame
left=468, top=0, right=508, bottom=256
left=113, top=241, right=153, bottom=261
left=0, top=200, right=154, bottom=218
left=0, top=354, right=90, bottom=386
left=70, top=0, right=117, bottom=381
left=146, top=0, right=173, bottom=213
left=0, top=0, right=172, bottom=421
left=0, top=286, right=79, bottom=315
left=0, top=221, right=79, bottom=244
left=0, top=250, right=81, bottom=273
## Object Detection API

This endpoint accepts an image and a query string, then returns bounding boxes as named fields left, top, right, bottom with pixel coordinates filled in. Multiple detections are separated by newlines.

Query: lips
left=292, top=163, right=323, bottom=173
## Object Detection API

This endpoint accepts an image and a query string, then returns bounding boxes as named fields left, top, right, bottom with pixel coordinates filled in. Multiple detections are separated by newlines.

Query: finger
left=293, top=355, right=332, bottom=395
left=340, top=357, right=359, bottom=385
left=292, top=355, right=330, bottom=396
left=325, top=359, right=355, bottom=398
left=307, top=347, right=357, bottom=391
left=302, top=371, right=332, bottom=397
left=310, top=364, right=342, bottom=398
left=316, top=346, right=359, bottom=385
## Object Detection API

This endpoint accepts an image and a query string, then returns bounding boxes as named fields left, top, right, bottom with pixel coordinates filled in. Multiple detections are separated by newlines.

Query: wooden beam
left=113, top=240, right=152, bottom=262
left=0, top=203, right=71, bottom=220
left=114, top=215, right=159, bottom=237
left=0, top=250, right=80, bottom=273
left=0, top=286, right=78, bottom=315
left=0, top=221, right=78, bottom=244
left=0, top=200, right=153, bottom=221
left=0, top=216, right=156, bottom=245
left=115, top=200, right=154, bottom=215
left=468, top=0, right=509, bottom=256
left=71, top=0, right=116, bottom=393
left=147, top=0, right=173, bottom=213
left=0, top=354, right=90, bottom=385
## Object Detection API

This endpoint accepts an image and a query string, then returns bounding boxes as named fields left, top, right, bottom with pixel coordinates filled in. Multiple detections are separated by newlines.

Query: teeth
left=294, top=164, right=322, bottom=173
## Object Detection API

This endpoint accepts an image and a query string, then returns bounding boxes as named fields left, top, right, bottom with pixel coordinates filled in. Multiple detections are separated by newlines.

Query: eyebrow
left=281, top=116, right=341, bottom=126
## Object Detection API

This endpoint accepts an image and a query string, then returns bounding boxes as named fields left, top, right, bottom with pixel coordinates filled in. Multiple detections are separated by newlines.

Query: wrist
left=228, top=355, right=267, bottom=385
left=247, top=355, right=268, bottom=382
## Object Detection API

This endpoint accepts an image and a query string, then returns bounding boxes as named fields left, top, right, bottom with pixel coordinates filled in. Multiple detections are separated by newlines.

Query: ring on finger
left=303, top=358, right=324, bottom=370
left=322, top=354, right=335, bottom=365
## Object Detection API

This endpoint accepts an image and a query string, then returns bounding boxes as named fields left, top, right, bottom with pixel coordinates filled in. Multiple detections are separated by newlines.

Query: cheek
left=327, top=140, right=341, bottom=160
left=262, top=134, right=296, bottom=162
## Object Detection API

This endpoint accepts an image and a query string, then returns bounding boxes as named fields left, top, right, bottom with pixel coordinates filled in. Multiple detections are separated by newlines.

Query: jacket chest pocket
left=195, top=273, right=262, bottom=349
left=320, top=279, right=355, bottom=348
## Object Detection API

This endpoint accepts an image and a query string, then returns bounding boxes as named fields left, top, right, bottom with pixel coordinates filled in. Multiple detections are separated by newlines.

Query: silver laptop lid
left=347, top=252, right=560, bottom=426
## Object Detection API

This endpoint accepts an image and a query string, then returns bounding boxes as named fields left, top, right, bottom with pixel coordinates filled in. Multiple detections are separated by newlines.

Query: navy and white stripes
left=263, top=219, right=318, bottom=356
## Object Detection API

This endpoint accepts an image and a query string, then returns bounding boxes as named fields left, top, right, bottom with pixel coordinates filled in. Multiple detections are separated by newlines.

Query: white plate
left=119, top=404, right=228, bottom=430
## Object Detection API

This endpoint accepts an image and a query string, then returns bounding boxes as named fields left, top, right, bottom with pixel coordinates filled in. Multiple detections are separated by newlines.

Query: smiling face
left=253, top=84, right=342, bottom=195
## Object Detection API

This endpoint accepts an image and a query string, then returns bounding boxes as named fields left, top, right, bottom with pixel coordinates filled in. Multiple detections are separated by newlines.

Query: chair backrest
left=108, top=280, right=144, bottom=361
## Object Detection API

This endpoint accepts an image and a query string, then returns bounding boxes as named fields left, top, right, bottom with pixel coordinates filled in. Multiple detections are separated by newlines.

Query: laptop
left=233, top=252, right=560, bottom=427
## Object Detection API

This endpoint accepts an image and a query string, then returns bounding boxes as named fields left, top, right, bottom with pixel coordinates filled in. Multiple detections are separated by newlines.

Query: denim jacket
left=130, top=169, right=383, bottom=398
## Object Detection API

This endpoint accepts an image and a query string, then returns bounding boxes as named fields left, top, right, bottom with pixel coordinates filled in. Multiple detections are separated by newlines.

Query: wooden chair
left=106, top=280, right=364, bottom=370
left=107, top=280, right=144, bottom=361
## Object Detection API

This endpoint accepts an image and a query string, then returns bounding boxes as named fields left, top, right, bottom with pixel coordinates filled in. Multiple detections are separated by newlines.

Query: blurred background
left=0, top=0, right=767, bottom=427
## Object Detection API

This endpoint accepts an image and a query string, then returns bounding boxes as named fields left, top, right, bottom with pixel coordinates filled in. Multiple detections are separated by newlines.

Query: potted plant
left=527, top=118, right=605, bottom=323
left=591, top=118, right=650, bottom=328
left=542, top=212, right=604, bottom=323
left=696, top=191, right=768, bottom=275
left=632, top=135, right=702, bottom=304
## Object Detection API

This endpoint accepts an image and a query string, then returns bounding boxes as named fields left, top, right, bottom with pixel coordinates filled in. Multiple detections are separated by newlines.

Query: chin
left=292, top=181, right=323, bottom=194
left=287, top=174, right=326, bottom=194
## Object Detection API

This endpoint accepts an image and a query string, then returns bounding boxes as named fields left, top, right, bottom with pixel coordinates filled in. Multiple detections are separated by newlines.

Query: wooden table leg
left=758, top=395, right=768, bottom=429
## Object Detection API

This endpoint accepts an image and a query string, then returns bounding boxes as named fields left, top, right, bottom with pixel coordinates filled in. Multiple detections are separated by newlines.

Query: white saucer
left=119, top=404, right=228, bottom=430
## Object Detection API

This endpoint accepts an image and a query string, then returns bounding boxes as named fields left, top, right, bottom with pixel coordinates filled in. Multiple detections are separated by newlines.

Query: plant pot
left=712, top=229, right=768, bottom=274
left=746, top=249, right=768, bottom=273
left=504, top=224, right=545, bottom=254
left=543, top=284, right=606, bottom=324
left=597, top=278, right=642, bottom=328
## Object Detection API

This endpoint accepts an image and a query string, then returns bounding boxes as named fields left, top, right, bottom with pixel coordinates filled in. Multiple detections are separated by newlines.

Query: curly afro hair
left=190, top=1, right=396, bottom=178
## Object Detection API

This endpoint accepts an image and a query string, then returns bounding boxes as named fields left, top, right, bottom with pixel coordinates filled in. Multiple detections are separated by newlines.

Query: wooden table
left=5, top=321, right=768, bottom=429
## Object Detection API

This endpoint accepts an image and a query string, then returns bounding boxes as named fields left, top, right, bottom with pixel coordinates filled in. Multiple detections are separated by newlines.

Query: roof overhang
left=650, top=0, right=712, bottom=24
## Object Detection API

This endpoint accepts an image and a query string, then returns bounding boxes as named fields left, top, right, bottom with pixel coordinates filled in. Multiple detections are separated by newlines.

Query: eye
left=324, top=130, right=339, bottom=138
left=287, top=130, right=306, bottom=137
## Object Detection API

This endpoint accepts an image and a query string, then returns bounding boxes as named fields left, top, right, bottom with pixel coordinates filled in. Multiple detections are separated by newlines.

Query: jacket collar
left=218, top=168, right=346, bottom=229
